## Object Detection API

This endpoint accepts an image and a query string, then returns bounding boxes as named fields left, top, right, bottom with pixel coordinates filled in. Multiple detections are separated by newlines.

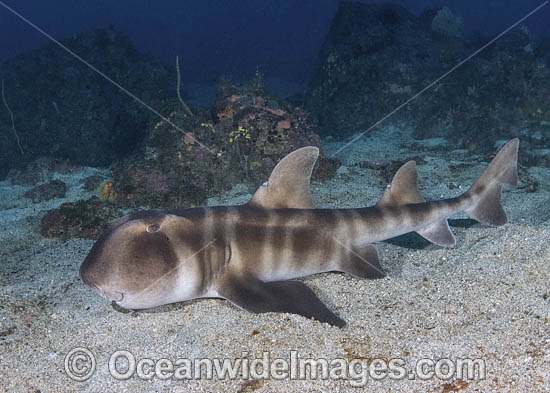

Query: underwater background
left=1, top=1, right=550, bottom=392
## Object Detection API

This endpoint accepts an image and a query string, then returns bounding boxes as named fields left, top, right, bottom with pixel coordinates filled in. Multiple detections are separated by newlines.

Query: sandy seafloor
left=1, top=126, right=549, bottom=393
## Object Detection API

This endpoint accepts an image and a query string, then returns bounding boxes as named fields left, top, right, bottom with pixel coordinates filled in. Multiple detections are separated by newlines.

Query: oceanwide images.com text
left=65, top=348, right=486, bottom=387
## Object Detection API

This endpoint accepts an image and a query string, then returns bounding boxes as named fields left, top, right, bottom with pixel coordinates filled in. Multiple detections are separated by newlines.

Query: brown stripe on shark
left=161, top=212, right=218, bottom=298
left=350, top=209, right=364, bottom=243
left=288, top=225, right=327, bottom=276
left=230, top=210, right=299, bottom=281
left=330, top=209, right=353, bottom=271
left=338, top=209, right=361, bottom=241
left=315, top=208, right=386, bottom=279
left=316, top=209, right=339, bottom=263
left=262, top=209, right=286, bottom=280
left=256, top=208, right=272, bottom=277
left=196, top=207, right=216, bottom=294
left=353, top=207, right=388, bottom=239
left=81, top=140, right=520, bottom=327
left=289, top=224, right=312, bottom=254
left=195, top=237, right=209, bottom=295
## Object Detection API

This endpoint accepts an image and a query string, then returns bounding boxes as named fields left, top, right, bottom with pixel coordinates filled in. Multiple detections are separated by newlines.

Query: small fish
left=80, top=139, right=519, bottom=327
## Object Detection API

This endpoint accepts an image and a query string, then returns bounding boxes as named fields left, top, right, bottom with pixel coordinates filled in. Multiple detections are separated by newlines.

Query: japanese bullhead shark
left=80, top=138, right=519, bottom=327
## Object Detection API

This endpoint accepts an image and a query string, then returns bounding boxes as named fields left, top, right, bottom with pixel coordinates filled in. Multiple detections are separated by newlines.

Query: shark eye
left=146, top=223, right=161, bottom=233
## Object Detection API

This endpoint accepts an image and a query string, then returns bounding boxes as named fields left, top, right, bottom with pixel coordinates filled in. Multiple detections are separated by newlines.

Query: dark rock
left=24, top=180, right=67, bottom=203
left=304, top=2, right=550, bottom=153
left=40, top=197, right=121, bottom=239
left=359, top=159, right=392, bottom=170
left=0, top=27, right=172, bottom=178
left=81, top=175, right=106, bottom=192
left=7, top=157, right=78, bottom=186
left=304, top=2, right=436, bottom=138
left=524, top=181, right=539, bottom=193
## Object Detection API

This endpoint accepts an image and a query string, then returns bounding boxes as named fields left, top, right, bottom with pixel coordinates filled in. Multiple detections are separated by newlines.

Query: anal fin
left=337, top=244, right=386, bottom=279
left=216, top=272, right=346, bottom=327
left=416, top=219, right=456, bottom=247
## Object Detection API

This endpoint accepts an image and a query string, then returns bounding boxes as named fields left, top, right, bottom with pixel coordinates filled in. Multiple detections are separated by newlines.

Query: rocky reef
left=35, top=73, right=333, bottom=238
left=303, top=2, right=550, bottom=153
left=0, top=26, right=172, bottom=178
left=111, top=73, right=336, bottom=209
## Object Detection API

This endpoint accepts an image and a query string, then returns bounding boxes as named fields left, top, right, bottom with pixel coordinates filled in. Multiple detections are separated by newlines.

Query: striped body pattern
left=81, top=139, right=519, bottom=327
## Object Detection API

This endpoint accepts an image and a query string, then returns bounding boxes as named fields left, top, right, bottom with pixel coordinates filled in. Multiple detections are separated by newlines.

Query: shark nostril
left=92, top=284, right=124, bottom=302
left=104, top=290, right=124, bottom=302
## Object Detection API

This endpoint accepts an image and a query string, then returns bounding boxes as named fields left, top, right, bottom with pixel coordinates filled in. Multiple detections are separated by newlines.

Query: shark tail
left=463, top=139, right=519, bottom=226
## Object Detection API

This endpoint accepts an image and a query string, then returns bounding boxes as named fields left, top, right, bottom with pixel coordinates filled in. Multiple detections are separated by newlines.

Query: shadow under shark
left=80, top=139, right=519, bottom=327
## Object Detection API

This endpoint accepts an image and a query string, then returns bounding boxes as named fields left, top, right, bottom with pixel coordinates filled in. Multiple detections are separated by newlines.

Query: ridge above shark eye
left=146, top=223, right=161, bottom=233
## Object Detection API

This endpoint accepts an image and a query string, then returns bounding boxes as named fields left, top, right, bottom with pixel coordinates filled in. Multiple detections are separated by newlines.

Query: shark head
left=80, top=210, right=202, bottom=310
left=80, top=146, right=324, bottom=316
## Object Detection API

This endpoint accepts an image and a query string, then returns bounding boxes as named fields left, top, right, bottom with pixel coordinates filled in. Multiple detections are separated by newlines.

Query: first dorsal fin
left=248, top=147, right=319, bottom=209
left=377, top=161, right=425, bottom=207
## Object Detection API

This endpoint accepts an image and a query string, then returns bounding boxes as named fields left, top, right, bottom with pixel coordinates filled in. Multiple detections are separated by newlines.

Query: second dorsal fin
left=247, top=147, right=319, bottom=209
left=377, top=161, right=456, bottom=247
left=377, top=161, right=425, bottom=207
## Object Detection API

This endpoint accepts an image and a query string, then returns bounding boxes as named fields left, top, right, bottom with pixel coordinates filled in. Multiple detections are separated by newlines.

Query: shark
left=80, top=138, right=519, bottom=327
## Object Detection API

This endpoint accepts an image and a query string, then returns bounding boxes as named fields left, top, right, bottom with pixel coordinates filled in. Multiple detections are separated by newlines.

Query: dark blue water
left=1, top=0, right=548, bottom=85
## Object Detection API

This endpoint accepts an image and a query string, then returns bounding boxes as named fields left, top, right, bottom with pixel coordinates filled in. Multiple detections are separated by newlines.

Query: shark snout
left=80, top=265, right=124, bottom=302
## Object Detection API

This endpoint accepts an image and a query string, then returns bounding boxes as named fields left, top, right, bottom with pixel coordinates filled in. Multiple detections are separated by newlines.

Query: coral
left=110, top=77, right=329, bottom=209
left=95, top=180, right=118, bottom=202
left=216, top=104, right=236, bottom=120
left=228, top=125, right=251, bottom=143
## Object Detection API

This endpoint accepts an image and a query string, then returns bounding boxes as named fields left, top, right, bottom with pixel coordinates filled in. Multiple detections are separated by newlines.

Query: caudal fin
left=464, top=139, right=519, bottom=226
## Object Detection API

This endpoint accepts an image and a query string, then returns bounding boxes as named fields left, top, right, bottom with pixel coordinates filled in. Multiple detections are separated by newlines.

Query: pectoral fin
left=216, top=273, right=346, bottom=327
